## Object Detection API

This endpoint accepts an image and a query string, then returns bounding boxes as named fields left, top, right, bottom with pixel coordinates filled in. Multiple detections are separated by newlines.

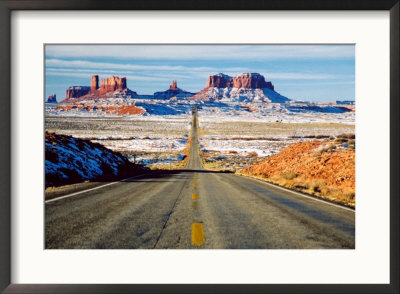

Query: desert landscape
left=46, top=73, right=355, bottom=206
left=45, top=45, right=355, bottom=249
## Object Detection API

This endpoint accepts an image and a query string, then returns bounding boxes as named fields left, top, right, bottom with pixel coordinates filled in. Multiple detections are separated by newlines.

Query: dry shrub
left=307, top=180, right=328, bottom=195
left=281, top=172, right=297, bottom=180
left=337, top=133, right=355, bottom=139
left=347, top=139, right=356, bottom=150
left=335, top=137, right=347, bottom=144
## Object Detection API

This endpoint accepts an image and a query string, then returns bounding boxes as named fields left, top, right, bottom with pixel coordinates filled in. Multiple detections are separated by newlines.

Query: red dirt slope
left=242, top=139, right=355, bottom=207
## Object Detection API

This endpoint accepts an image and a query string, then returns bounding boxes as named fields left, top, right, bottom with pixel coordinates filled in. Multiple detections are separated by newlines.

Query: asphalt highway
left=45, top=109, right=355, bottom=249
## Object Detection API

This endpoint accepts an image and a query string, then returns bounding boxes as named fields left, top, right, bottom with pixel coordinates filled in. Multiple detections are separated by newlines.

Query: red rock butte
left=91, top=75, right=99, bottom=91
left=206, top=73, right=274, bottom=90
left=65, top=86, right=91, bottom=99
left=62, top=75, right=136, bottom=102
left=169, top=80, right=178, bottom=91
left=46, top=93, right=57, bottom=103
left=97, top=76, right=127, bottom=93
left=153, top=80, right=195, bottom=100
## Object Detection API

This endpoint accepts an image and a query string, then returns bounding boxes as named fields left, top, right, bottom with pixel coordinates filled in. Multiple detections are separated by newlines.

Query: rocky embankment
left=45, top=132, right=147, bottom=187
left=241, top=136, right=355, bottom=207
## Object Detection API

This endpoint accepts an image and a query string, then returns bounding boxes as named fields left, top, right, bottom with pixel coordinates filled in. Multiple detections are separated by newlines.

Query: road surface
left=45, top=109, right=355, bottom=249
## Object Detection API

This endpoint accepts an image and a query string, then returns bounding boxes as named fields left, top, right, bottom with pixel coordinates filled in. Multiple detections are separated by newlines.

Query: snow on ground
left=45, top=98, right=193, bottom=117
left=45, top=99, right=355, bottom=169
left=198, top=107, right=355, bottom=162
left=91, top=137, right=187, bottom=153
left=197, top=102, right=355, bottom=124
left=200, top=138, right=300, bottom=157
left=45, top=133, right=142, bottom=186
left=45, top=116, right=191, bottom=167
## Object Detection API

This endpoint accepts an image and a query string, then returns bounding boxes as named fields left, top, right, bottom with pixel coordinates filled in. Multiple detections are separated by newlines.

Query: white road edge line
left=45, top=172, right=153, bottom=204
left=235, top=174, right=355, bottom=213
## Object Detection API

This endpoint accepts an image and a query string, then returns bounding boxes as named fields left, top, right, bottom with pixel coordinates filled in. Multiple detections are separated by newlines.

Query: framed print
left=0, top=0, right=399, bottom=293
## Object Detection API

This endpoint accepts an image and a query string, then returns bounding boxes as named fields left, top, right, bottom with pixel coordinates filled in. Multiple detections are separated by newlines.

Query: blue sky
left=45, top=45, right=355, bottom=102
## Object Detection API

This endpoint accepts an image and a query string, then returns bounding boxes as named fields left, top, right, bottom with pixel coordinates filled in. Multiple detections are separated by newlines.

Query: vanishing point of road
left=45, top=108, right=355, bottom=249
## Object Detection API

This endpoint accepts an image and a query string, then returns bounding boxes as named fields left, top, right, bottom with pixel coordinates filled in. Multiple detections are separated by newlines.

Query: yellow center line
left=193, top=182, right=198, bottom=187
left=192, top=193, right=198, bottom=199
left=191, top=223, right=205, bottom=246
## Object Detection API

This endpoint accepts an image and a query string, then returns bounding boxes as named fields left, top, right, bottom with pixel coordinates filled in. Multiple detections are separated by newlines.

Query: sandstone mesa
left=62, top=75, right=137, bottom=103
left=46, top=93, right=57, bottom=103
left=192, top=73, right=290, bottom=103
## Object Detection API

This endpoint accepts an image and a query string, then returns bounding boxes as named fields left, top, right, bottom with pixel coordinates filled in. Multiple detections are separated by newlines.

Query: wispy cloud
left=265, top=72, right=348, bottom=80
left=279, top=81, right=355, bottom=86
left=46, top=59, right=216, bottom=72
left=46, top=71, right=170, bottom=82
left=46, top=59, right=348, bottom=82
left=46, top=45, right=355, bottom=60
left=45, top=45, right=355, bottom=101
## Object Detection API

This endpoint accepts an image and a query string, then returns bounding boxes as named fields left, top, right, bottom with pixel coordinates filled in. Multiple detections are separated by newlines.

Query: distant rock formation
left=65, top=86, right=91, bottom=99
left=206, top=73, right=274, bottom=90
left=61, top=75, right=137, bottom=103
left=170, top=80, right=178, bottom=91
left=46, top=93, right=57, bottom=103
left=98, top=76, right=127, bottom=93
left=206, top=73, right=232, bottom=88
left=153, top=80, right=195, bottom=100
left=234, top=73, right=274, bottom=89
left=91, top=75, right=99, bottom=91
left=193, top=72, right=290, bottom=103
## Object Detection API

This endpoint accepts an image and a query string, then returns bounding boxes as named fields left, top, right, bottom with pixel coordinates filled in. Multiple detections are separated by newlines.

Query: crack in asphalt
left=152, top=175, right=189, bottom=249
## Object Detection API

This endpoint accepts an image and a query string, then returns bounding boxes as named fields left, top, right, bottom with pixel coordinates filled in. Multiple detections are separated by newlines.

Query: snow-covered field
left=199, top=119, right=355, bottom=157
left=197, top=102, right=355, bottom=124
left=45, top=115, right=191, bottom=166
left=91, top=137, right=188, bottom=153
left=197, top=106, right=355, bottom=170
left=45, top=99, right=193, bottom=116
left=45, top=100, right=355, bottom=169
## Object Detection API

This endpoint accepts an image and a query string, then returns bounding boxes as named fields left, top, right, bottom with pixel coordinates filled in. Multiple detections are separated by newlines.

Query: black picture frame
left=0, top=0, right=398, bottom=293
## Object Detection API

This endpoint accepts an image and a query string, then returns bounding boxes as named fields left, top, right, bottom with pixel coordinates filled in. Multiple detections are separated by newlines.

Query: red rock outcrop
left=61, top=75, right=136, bottom=103
left=192, top=72, right=289, bottom=103
left=99, top=76, right=127, bottom=93
left=46, top=93, right=57, bottom=103
left=91, top=75, right=99, bottom=92
left=55, top=100, right=145, bottom=115
left=206, top=73, right=274, bottom=90
left=206, top=73, right=233, bottom=88
left=233, top=73, right=274, bottom=89
left=65, top=86, right=91, bottom=99
left=153, top=80, right=195, bottom=100
left=170, top=80, right=178, bottom=91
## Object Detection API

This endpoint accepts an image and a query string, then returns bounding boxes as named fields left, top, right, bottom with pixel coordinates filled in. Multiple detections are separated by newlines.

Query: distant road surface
left=46, top=109, right=355, bottom=249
